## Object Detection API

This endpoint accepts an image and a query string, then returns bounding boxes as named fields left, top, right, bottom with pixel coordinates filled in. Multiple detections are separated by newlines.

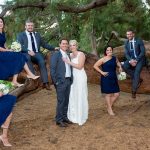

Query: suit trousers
left=55, top=78, right=71, bottom=123
left=123, top=59, right=144, bottom=92
left=23, top=52, right=48, bottom=83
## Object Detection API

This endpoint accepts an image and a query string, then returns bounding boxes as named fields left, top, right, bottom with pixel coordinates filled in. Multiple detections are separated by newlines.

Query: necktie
left=130, top=41, right=137, bottom=58
left=29, top=32, right=36, bottom=52
left=130, top=41, right=133, bottom=50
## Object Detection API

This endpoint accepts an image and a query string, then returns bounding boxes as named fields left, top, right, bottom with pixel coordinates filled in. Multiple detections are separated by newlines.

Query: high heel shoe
left=0, top=136, right=12, bottom=147
left=0, top=126, right=12, bottom=147
left=27, top=75, right=40, bottom=80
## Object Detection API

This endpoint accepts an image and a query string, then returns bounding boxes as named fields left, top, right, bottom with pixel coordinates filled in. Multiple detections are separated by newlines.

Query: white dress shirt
left=60, top=49, right=71, bottom=77
left=25, top=30, right=38, bottom=52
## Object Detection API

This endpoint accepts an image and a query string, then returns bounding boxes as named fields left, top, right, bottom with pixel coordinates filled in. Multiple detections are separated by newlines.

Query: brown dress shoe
left=132, top=91, right=136, bottom=98
left=43, top=83, right=52, bottom=90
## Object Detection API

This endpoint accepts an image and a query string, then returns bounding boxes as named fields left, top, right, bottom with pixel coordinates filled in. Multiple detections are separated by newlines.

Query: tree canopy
left=1, top=0, right=150, bottom=55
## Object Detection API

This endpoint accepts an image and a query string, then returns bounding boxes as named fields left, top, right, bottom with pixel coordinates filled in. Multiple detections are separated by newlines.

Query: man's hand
left=28, top=50, right=35, bottom=56
left=129, top=59, right=137, bottom=67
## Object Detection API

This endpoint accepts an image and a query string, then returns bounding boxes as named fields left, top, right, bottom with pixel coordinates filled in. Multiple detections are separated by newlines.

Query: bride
left=63, top=40, right=88, bottom=125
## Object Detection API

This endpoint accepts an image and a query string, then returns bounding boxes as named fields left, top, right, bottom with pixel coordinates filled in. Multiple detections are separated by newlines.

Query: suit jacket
left=124, top=38, right=145, bottom=62
left=50, top=51, right=73, bottom=85
left=17, top=31, right=54, bottom=53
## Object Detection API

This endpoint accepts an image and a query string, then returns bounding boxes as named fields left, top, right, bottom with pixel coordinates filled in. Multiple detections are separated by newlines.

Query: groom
left=123, top=29, right=146, bottom=98
left=17, top=19, right=55, bottom=90
left=50, top=38, right=73, bottom=127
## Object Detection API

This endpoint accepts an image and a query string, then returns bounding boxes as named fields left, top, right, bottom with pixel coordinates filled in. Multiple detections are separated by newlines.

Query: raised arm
left=39, top=33, right=55, bottom=51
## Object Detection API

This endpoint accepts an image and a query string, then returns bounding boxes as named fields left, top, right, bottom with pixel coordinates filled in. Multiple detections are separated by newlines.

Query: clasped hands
left=129, top=59, right=137, bottom=67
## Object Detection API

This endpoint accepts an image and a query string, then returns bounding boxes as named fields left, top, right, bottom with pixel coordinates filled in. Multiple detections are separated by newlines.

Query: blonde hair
left=69, top=40, right=78, bottom=47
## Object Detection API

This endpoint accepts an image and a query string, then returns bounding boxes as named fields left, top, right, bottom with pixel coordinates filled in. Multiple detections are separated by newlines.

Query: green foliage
left=2, top=0, right=150, bottom=54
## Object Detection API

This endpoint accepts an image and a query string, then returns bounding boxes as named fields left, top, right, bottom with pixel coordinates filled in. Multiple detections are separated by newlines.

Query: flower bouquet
left=117, top=72, right=127, bottom=81
left=0, top=80, right=14, bottom=95
left=11, top=41, right=21, bottom=52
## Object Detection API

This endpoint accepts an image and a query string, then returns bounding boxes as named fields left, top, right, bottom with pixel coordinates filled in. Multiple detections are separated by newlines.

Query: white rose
left=11, top=41, right=21, bottom=52
left=0, top=84, right=6, bottom=89
left=118, top=72, right=126, bottom=80
left=3, top=88, right=9, bottom=95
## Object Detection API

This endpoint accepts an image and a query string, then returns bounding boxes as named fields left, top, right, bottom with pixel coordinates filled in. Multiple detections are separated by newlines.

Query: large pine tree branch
left=0, top=0, right=113, bottom=17
left=0, top=2, right=48, bottom=17
left=57, top=0, right=113, bottom=13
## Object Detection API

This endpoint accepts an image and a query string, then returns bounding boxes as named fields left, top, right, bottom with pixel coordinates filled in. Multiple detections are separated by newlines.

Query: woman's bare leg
left=105, top=94, right=115, bottom=116
left=12, top=75, right=23, bottom=87
left=24, top=63, right=39, bottom=79
left=0, top=113, right=13, bottom=147
left=110, top=93, right=119, bottom=107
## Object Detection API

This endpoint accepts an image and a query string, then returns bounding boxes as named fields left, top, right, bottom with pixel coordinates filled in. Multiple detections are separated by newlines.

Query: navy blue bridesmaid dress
left=0, top=32, right=27, bottom=80
left=0, top=94, right=16, bottom=126
left=101, top=56, right=120, bottom=94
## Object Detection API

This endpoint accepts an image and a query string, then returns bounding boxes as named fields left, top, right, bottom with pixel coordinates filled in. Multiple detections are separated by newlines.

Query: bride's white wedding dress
left=67, top=52, right=88, bottom=125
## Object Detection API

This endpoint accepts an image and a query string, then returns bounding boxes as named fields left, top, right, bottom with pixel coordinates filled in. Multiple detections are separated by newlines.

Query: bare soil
left=1, top=83, right=150, bottom=150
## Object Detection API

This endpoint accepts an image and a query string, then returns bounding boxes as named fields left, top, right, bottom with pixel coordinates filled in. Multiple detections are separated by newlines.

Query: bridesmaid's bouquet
left=0, top=80, right=14, bottom=95
left=11, top=41, right=21, bottom=52
left=117, top=72, right=127, bottom=80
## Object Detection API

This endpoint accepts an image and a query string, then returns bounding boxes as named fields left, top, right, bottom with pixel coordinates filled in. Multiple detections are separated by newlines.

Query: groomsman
left=123, top=29, right=146, bottom=98
left=50, top=38, right=73, bottom=127
left=17, top=19, right=55, bottom=90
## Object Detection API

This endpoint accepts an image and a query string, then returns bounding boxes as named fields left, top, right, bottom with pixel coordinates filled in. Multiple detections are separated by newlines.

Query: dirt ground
left=1, top=83, right=150, bottom=150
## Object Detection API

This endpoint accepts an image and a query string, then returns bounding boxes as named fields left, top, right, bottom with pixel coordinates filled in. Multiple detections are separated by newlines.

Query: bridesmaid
left=0, top=91, right=16, bottom=147
left=0, top=17, right=39, bottom=86
left=94, top=46, right=122, bottom=116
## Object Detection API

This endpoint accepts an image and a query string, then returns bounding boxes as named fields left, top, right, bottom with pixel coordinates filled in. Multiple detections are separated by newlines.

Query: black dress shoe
left=43, top=83, right=52, bottom=91
left=132, top=91, right=136, bottom=98
left=63, top=119, right=73, bottom=124
left=56, top=122, right=68, bottom=127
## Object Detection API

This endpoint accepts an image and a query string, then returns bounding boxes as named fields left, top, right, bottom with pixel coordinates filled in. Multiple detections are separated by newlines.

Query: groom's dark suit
left=50, top=50, right=73, bottom=124
left=17, top=31, right=55, bottom=85
left=123, top=38, right=145, bottom=93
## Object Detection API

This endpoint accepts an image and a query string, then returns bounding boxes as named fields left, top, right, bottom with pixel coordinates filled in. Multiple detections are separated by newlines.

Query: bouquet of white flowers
left=11, top=41, right=21, bottom=52
left=117, top=72, right=127, bottom=81
left=0, top=80, right=14, bottom=95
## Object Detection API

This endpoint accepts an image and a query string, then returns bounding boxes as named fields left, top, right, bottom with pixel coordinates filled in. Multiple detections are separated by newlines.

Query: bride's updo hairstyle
left=69, top=40, right=78, bottom=48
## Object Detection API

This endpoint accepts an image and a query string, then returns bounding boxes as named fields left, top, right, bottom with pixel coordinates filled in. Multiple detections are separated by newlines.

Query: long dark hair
left=0, top=17, right=5, bottom=32
left=103, top=45, right=113, bottom=56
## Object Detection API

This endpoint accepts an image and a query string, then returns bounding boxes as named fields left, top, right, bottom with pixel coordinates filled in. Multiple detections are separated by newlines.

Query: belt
left=65, top=77, right=71, bottom=79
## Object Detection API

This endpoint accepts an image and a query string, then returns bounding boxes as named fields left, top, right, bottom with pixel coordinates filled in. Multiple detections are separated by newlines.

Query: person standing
left=94, top=46, right=122, bottom=116
left=122, top=29, right=146, bottom=98
left=62, top=40, right=88, bottom=125
left=50, top=38, right=73, bottom=127
left=0, top=92, right=16, bottom=147
left=17, top=19, right=56, bottom=90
